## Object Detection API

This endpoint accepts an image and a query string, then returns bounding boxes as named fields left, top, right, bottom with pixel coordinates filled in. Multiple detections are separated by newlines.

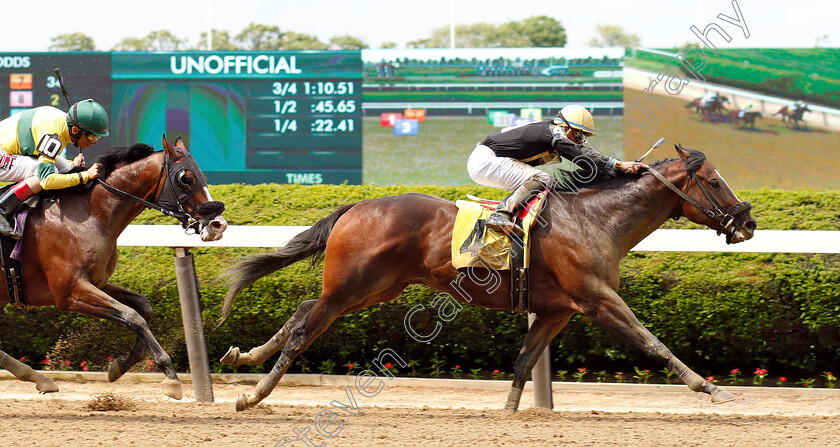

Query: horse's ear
left=174, top=135, right=188, bottom=151
left=162, top=134, right=178, bottom=160
left=674, top=143, right=690, bottom=160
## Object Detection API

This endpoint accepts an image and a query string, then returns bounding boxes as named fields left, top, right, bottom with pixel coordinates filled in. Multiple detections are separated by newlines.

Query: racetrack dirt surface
left=1, top=377, right=838, bottom=446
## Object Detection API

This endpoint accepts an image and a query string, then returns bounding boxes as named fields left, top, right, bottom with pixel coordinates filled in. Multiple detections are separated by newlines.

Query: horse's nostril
left=745, top=220, right=757, bottom=232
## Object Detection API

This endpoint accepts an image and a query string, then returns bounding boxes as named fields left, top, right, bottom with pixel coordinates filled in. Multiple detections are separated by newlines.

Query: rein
left=648, top=167, right=751, bottom=240
left=95, top=153, right=198, bottom=232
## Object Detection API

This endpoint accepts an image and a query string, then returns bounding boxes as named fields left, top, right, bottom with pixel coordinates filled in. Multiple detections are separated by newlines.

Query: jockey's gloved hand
left=616, top=161, right=649, bottom=174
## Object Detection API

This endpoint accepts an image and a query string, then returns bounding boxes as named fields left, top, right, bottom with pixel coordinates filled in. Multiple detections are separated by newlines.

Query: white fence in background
left=120, top=226, right=840, bottom=253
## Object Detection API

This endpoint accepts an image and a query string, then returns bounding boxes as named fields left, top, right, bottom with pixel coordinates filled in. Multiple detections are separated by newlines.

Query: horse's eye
left=710, top=179, right=720, bottom=189
left=177, top=171, right=195, bottom=187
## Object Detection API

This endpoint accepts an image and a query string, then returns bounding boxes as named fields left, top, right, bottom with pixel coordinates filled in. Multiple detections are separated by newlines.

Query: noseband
left=97, top=151, right=224, bottom=233
left=648, top=167, right=751, bottom=242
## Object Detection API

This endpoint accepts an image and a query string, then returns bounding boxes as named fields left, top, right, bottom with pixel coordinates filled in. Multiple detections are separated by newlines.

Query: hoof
left=162, top=378, right=183, bottom=400
left=711, top=387, right=735, bottom=404
left=501, top=408, right=517, bottom=416
left=36, top=379, right=59, bottom=394
left=107, top=360, right=123, bottom=383
left=236, top=394, right=249, bottom=412
left=220, top=347, right=241, bottom=366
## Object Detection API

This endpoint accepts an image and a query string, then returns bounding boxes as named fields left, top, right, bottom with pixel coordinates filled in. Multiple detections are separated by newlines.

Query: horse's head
left=671, top=144, right=756, bottom=244
left=157, top=135, right=228, bottom=241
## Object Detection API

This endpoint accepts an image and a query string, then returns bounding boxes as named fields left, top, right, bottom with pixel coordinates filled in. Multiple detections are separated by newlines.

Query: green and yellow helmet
left=554, top=105, right=596, bottom=136
left=67, top=99, right=109, bottom=137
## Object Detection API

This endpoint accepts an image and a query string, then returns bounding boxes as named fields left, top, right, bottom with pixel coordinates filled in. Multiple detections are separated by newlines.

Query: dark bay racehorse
left=220, top=145, right=756, bottom=412
left=686, top=96, right=729, bottom=118
left=0, top=135, right=227, bottom=400
left=774, top=104, right=811, bottom=128
left=732, top=110, right=762, bottom=129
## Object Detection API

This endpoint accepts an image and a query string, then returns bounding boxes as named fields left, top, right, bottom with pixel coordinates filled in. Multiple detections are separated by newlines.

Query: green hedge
left=2, top=185, right=839, bottom=379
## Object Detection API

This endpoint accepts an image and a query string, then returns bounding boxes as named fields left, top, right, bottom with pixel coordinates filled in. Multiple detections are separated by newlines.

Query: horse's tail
left=217, top=203, right=357, bottom=326
left=684, top=99, right=697, bottom=108
left=773, top=106, right=786, bottom=116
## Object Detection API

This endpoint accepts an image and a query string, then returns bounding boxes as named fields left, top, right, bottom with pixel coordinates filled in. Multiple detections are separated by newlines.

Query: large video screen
left=624, top=48, right=840, bottom=189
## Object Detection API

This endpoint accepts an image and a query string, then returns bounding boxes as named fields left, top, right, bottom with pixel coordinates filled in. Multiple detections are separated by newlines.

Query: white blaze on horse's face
left=713, top=170, right=740, bottom=202
left=199, top=187, right=228, bottom=242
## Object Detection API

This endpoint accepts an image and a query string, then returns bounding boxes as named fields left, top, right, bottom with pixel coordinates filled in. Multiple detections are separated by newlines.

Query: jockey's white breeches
left=467, top=144, right=553, bottom=191
left=0, top=145, right=72, bottom=183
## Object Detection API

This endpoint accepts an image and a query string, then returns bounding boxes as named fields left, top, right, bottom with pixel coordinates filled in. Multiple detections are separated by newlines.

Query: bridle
left=648, top=166, right=752, bottom=243
left=96, top=150, right=224, bottom=234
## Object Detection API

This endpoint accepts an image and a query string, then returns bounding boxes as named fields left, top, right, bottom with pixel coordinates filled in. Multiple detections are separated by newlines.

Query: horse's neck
left=92, top=154, right=162, bottom=231
left=582, top=164, right=683, bottom=255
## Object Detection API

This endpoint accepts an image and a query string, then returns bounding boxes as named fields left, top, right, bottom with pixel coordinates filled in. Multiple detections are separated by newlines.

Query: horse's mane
left=50, top=143, right=158, bottom=196
left=96, top=143, right=157, bottom=180
left=572, top=146, right=706, bottom=192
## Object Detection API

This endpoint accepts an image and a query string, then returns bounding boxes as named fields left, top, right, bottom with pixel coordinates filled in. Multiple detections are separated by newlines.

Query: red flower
left=730, top=368, right=740, bottom=374
left=493, top=369, right=500, bottom=374
left=706, top=376, right=714, bottom=381
left=63, top=360, right=71, bottom=366
left=19, top=356, right=26, bottom=362
left=384, top=362, right=393, bottom=369
left=779, top=376, right=788, bottom=382
left=108, top=356, right=114, bottom=362
left=42, top=359, right=51, bottom=365
left=80, top=361, right=87, bottom=367
left=754, top=368, right=767, bottom=375
left=348, top=363, right=355, bottom=369
left=82, top=366, right=89, bottom=371
left=827, top=372, right=836, bottom=379
left=454, top=365, right=460, bottom=369
left=578, top=368, right=587, bottom=373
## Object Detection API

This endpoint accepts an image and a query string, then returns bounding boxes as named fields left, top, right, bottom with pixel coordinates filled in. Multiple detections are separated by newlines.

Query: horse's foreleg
left=220, top=299, right=317, bottom=366
left=584, top=291, right=734, bottom=404
left=504, top=312, right=573, bottom=414
left=100, top=283, right=151, bottom=382
left=0, top=349, right=58, bottom=393
left=67, top=281, right=182, bottom=400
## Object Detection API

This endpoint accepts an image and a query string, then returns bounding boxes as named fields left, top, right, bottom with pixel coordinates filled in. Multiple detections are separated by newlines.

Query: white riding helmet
left=554, top=105, right=596, bottom=136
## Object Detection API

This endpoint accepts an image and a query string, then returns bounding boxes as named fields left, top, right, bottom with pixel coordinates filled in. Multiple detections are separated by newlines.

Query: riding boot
left=486, top=178, right=546, bottom=235
left=0, top=188, right=23, bottom=240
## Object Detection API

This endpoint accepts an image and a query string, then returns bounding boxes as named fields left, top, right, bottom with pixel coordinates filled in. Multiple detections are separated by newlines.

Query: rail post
left=173, top=247, right=214, bottom=402
left=528, top=313, right=553, bottom=409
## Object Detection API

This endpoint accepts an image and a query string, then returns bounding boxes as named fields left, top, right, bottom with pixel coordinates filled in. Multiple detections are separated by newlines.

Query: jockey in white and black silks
left=467, top=104, right=648, bottom=234
left=0, top=99, right=107, bottom=238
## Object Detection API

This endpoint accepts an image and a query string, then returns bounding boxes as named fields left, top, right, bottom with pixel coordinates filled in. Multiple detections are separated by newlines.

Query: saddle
left=451, top=191, right=548, bottom=314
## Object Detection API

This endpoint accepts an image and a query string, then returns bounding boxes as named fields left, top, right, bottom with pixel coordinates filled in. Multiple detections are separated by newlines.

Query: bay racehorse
left=731, top=110, right=762, bottom=129
left=0, top=135, right=227, bottom=400
left=686, top=96, right=729, bottom=118
left=220, top=144, right=756, bottom=412
left=774, top=104, right=811, bottom=128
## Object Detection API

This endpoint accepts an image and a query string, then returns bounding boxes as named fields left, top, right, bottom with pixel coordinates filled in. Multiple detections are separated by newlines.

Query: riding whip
left=636, top=137, right=666, bottom=163
left=53, top=69, right=72, bottom=108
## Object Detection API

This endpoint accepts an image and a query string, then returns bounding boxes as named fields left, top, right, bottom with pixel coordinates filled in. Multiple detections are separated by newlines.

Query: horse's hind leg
left=236, top=283, right=407, bottom=411
left=220, top=299, right=317, bottom=366
left=584, top=290, right=734, bottom=404
left=68, top=281, right=183, bottom=400
left=504, top=312, right=573, bottom=414
left=0, top=349, right=58, bottom=393
left=101, top=284, right=151, bottom=382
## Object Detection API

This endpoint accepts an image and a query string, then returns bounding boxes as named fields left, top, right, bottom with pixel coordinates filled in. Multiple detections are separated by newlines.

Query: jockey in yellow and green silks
left=0, top=99, right=107, bottom=239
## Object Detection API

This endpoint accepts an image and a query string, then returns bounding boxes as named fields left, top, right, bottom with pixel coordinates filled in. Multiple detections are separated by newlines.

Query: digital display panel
left=111, top=51, right=363, bottom=184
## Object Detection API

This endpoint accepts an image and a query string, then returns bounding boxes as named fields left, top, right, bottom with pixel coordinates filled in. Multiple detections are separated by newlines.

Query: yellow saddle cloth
left=451, top=192, right=547, bottom=270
